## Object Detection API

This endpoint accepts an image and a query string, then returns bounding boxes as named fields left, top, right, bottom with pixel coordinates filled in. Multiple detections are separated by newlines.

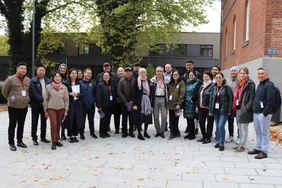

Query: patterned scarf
left=52, top=81, right=62, bottom=91
left=138, top=76, right=150, bottom=96
left=233, top=78, right=247, bottom=112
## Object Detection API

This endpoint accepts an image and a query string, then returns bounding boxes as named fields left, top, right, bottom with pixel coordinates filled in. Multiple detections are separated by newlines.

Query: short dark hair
left=258, top=67, right=266, bottom=71
left=77, top=69, right=82, bottom=73
left=203, top=71, right=213, bottom=80
left=51, top=71, right=61, bottom=82
left=212, top=66, right=221, bottom=71
left=17, top=62, right=27, bottom=68
left=156, top=66, right=164, bottom=71
left=186, top=60, right=194, bottom=65
left=84, top=67, right=92, bottom=73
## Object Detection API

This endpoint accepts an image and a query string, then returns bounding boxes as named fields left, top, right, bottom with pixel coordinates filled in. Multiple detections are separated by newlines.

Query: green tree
left=89, top=0, right=215, bottom=67
left=0, top=0, right=95, bottom=75
left=0, top=35, right=9, bottom=55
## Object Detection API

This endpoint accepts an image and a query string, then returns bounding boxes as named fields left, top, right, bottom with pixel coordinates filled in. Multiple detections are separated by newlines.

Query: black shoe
left=144, top=132, right=150, bottom=138
left=138, top=134, right=145, bottom=140
left=160, top=133, right=165, bottom=138
left=168, top=134, right=175, bottom=140
left=184, top=127, right=189, bottom=133
left=68, top=138, right=74, bottom=143
left=9, top=144, right=17, bottom=151
left=155, top=133, right=161, bottom=137
left=115, top=130, right=119, bottom=134
left=214, top=143, right=219, bottom=148
left=100, top=134, right=107, bottom=138
left=55, top=142, right=63, bottom=147
left=188, top=136, right=196, bottom=140
left=105, top=133, right=111, bottom=137
left=248, top=149, right=261, bottom=155
left=254, top=152, right=268, bottom=159
left=41, top=138, right=50, bottom=143
left=33, top=140, right=39, bottom=146
left=219, top=146, right=224, bottom=151
left=17, top=142, right=27, bottom=148
left=51, top=144, right=56, bottom=150
left=61, top=133, right=66, bottom=140
left=184, top=134, right=195, bottom=140
left=197, top=137, right=206, bottom=142
left=194, top=128, right=199, bottom=135
left=202, top=139, right=211, bottom=144
left=73, top=137, right=79, bottom=142
left=129, top=132, right=135, bottom=138
left=122, top=133, right=128, bottom=138
left=90, top=133, right=98, bottom=139
left=80, top=134, right=85, bottom=140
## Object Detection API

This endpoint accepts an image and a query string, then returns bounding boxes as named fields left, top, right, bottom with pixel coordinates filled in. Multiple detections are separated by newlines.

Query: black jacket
left=96, top=71, right=118, bottom=85
left=117, top=76, right=135, bottom=105
left=30, top=76, right=51, bottom=108
left=96, top=81, right=116, bottom=109
left=253, top=78, right=275, bottom=116
left=197, top=82, right=214, bottom=108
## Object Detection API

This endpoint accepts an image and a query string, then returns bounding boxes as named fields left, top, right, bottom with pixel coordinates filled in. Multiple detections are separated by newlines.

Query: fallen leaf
left=222, top=178, right=229, bottom=181
left=137, top=178, right=144, bottom=181
left=250, top=178, right=255, bottom=181
left=12, top=173, right=17, bottom=176
left=19, top=180, right=27, bottom=183
left=263, top=169, right=267, bottom=172
left=194, top=167, right=200, bottom=171
left=186, top=172, right=190, bottom=174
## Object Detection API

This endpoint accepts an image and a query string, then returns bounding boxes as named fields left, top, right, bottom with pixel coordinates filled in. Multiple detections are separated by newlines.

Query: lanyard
left=171, top=83, right=175, bottom=94
left=16, top=74, right=25, bottom=89
left=107, top=85, right=112, bottom=95
left=216, top=86, right=223, bottom=99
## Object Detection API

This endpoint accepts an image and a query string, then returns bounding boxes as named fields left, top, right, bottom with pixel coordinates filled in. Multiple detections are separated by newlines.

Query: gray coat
left=236, top=79, right=256, bottom=123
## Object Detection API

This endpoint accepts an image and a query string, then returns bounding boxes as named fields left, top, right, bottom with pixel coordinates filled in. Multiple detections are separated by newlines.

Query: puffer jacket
left=183, top=78, right=201, bottom=118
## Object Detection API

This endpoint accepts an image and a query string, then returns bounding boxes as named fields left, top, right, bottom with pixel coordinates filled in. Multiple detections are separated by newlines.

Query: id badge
left=215, top=102, right=220, bottom=109
left=22, top=90, right=26, bottom=96
left=169, top=95, right=173, bottom=100
left=176, top=85, right=179, bottom=88
left=260, top=101, right=264, bottom=108
left=110, top=95, right=113, bottom=101
left=236, top=100, right=239, bottom=106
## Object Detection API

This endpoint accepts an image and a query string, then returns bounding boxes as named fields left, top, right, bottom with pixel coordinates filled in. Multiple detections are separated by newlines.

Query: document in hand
left=71, top=85, right=80, bottom=100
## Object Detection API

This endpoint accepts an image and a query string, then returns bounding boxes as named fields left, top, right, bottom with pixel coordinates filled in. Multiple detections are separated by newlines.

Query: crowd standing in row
left=2, top=61, right=275, bottom=159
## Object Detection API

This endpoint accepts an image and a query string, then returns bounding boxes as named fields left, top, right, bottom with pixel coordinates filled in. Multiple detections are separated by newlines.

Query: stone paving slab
left=0, top=108, right=282, bottom=188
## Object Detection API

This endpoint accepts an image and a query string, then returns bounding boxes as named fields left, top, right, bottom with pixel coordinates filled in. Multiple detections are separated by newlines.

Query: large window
left=174, top=44, right=187, bottom=56
left=200, top=45, right=213, bottom=57
left=245, top=0, right=250, bottom=41
left=78, top=44, right=89, bottom=55
left=233, top=17, right=236, bottom=50
left=225, top=28, right=228, bottom=56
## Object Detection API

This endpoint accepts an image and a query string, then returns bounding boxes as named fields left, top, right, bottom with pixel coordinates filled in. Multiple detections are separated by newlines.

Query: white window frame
left=246, top=0, right=250, bottom=41
left=233, top=19, right=236, bottom=50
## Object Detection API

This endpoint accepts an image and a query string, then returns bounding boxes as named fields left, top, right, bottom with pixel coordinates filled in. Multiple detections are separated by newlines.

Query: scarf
left=138, top=76, right=150, bottom=96
left=233, top=78, right=247, bottom=113
left=52, top=81, right=62, bottom=91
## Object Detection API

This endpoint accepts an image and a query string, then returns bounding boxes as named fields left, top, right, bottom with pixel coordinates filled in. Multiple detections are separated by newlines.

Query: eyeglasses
left=157, top=71, right=163, bottom=72
left=173, top=74, right=179, bottom=76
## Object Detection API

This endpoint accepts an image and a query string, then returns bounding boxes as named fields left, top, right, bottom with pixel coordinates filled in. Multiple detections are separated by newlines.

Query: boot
left=137, top=125, right=145, bottom=140
left=144, top=124, right=150, bottom=138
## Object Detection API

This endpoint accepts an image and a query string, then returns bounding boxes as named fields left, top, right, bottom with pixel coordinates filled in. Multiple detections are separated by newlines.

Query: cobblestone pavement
left=0, top=109, right=282, bottom=188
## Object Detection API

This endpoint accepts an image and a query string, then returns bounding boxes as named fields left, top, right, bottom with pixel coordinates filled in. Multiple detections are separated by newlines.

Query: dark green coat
left=209, top=84, right=233, bottom=115
left=183, top=79, right=201, bottom=119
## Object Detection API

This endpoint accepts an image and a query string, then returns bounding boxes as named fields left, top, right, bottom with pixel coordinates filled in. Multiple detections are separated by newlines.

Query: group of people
left=2, top=60, right=275, bottom=159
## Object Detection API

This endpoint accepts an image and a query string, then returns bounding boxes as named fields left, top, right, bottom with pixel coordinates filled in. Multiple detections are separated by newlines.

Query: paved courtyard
left=0, top=109, right=282, bottom=188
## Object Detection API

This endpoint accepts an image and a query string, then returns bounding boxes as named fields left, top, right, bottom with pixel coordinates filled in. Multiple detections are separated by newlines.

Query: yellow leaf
left=194, top=167, right=200, bottom=171
left=223, top=178, right=229, bottom=181
left=137, top=178, right=144, bottom=181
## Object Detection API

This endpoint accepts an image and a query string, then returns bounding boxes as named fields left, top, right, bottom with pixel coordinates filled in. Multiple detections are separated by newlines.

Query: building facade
left=221, top=0, right=282, bottom=89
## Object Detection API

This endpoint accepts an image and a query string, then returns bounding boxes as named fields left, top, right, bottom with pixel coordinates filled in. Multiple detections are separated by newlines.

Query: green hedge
left=0, top=86, right=7, bottom=104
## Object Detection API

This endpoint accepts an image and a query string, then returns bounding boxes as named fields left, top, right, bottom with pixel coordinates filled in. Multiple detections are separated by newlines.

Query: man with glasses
left=151, top=66, right=170, bottom=138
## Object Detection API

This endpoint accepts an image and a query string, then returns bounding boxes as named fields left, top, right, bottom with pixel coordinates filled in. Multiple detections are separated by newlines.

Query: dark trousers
left=199, top=108, right=214, bottom=139
left=31, top=107, right=47, bottom=141
left=99, top=108, right=112, bottom=135
left=114, top=103, right=121, bottom=132
left=82, top=106, right=95, bottom=134
left=48, top=109, right=64, bottom=142
left=121, top=105, right=134, bottom=133
left=169, top=110, right=180, bottom=136
left=228, top=115, right=234, bottom=137
left=8, top=107, right=28, bottom=145
left=186, top=118, right=195, bottom=137
left=67, top=115, right=78, bottom=137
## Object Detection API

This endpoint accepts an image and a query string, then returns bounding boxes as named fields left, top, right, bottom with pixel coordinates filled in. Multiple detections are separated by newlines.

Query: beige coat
left=43, top=84, right=69, bottom=112
left=2, top=74, right=30, bottom=109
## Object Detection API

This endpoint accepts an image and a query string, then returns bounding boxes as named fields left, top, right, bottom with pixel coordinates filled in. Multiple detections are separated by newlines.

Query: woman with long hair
left=196, top=71, right=214, bottom=144
left=233, top=67, right=255, bottom=152
left=209, top=72, right=233, bottom=151
left=167, top=70, right=185, bottom=140
left=133, top=68, right=152, bottom=140
left=44, top=72, right=69, bottom=150
left=65, top=68, right=84, bottom=143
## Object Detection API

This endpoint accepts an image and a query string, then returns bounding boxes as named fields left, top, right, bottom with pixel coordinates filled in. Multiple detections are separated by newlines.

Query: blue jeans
left=213, top=110, right=228, bottom=146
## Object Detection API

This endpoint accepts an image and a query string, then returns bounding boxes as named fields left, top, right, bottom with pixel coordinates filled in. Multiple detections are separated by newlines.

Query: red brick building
left=221, top=0, right=282, bottom=88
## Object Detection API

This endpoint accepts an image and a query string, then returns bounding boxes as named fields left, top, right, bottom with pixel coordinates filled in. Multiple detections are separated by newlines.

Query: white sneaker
left=225, top=136, right=234, bottom=143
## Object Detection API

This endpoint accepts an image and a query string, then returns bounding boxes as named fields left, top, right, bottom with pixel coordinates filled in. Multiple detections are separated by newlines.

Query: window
left=78, top=44, right=89, bottom=55
left=233, top=17, right=236, bottom=50
left=200, top=45, right=213, bottom=57
left=225, top=28, right=228, bottom=56
left=174, top=44, right=187, bottom=56
left=245, top=0, right=250, bottom=41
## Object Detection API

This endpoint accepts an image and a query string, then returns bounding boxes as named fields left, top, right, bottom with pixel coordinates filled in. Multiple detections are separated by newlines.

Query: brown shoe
left=247, top=149, right=261, bottom=155
left=235, top=146, right=245, bottom=152
left=254, top=152, right=268, bottom=159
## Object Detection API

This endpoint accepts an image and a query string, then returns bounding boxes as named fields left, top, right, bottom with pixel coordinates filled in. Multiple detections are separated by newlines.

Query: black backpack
left=265, top=82, right=281, bottom=113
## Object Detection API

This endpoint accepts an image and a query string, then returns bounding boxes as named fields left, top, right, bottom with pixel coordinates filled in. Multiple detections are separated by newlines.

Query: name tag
left=215, top=102, right=220, bottom=109
left=110, top=95, right=113, bottom=101
left=22, top=90, right=26, bottom=96
left=169, top=95, right=173, bottom=100
left=260, top=101, right=264, bottom=108
left=236, top=100, right=239, bottom=106
left=176, top=85, right=179, bottom=88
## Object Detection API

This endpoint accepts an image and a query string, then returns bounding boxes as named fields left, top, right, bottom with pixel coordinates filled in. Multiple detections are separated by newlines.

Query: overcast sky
left=0, top=1, right=221, bottom=35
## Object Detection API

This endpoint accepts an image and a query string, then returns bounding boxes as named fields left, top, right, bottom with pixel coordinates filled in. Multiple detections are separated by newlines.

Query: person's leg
left=48, top=109, right=57, bottom=143
left=31, top=108, right=40, bottom=141
left=8, top=107, right=19, bottom=145
left=226, top=115, right=234, bottom=142
left=114, top=104, right=121, bottom=133
left=128, top=111, right=134, bottom=134
left=153, top=98, right=161, bottom=134
left=253, top=113, right=262, bottom=151
left=213, top=110, right=220, bottom=145
left=39, top=107, right=47, bottom=140
left=169, top=110, right=175, bottom=136
left=237, top=123, right=243, bottom=146
left=160, top=98, right=167, bottom=134
left=56, top=109, right=65, bottom=142
left=261, top=114, right=272, bottom=153
left=185, top=118, right=195, bottom=139
left=218, top=114, right=228, bottom=147
left=206, top=110, right=214, bottom=140
left=88, top=106, right=95, bottom=134
left=80, top=107, right=87, bottom=136
left=17, top=108, right=28, bottom=144
left=121, top=105, right=128, bottom=134
left=198, top=108, right=207, bottom=139
left=240, top=123, right=249, bottom=148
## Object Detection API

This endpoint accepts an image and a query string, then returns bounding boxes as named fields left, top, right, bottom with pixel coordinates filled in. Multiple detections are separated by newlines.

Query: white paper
left=71, top=85, right=80, bottom=100
left=22, top=90, right=26, bottom=96
left=260, top=101, right=264, bottom=108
